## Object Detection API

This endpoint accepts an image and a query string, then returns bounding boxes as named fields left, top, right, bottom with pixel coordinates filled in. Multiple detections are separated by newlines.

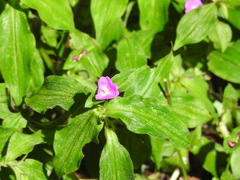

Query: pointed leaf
left=2, top=113, right=27, bottom=131
left=64, top=30, right=109, bottom=81
left=173, top=3, right=217, bottom=50
left=91, top=0, right=128, bottom=49
left=105, top=95, right=190, bottom=148
left=137, top=0, right=171, bottom=32
left=25, top=75, right=91, bottom=113
left=5, top=131, right=43, bottom=162
left=0, top=127, right=16, bottom=161
left=100, top=127, right=134, bottom=180
left=53, top=108, right=103, bottom=177
left=0, top=4, right=35, bottom=105
left=20, top=0, right=75, bottom=30
left=11, top=159, right=47, bottom=180
left=116, top=38, right=147, bottom=72
left=208, top=40, right=240, bottom=84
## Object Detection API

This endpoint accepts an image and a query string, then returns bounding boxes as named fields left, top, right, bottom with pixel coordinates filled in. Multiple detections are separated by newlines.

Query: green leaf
left=208, top=41, right=240, bottom=84
left=64, top=30, right=109, bottom=81
left=171, top=91, right=212, bottom=128
left=173, top=3, right=217, bottom=50
left=100, top=127, right=134, bottom=180
left=223, top=84, right=238, bottom=109
left=25, top=75, right=90, bottom=113
left=2, top=113, right=27, bottom=131
left=4, top=131, right=43, bottom=163
left=20, top=0, right=75, bottom=31
left=137, top=0, right=171, bottom=33
left=90, top=0, right=128, bottom=49
left=113, top=52, right=174, bottom=98
left=0, top=127, right=15, bottom=161
left=181, top=75, right=217, bottom=117
left=0, top=84, right=12, bottom=119
left=230, top=145, right=240, bottom=178
left=227, top=7, right=240, bottom=30
left=208, top=21, right=232, bottom=52
left=11, top=159, right=47, bottom=180
left=53, top=108, right=103, bottom=177
left=0, top=4, right=35, bottom=105
left=105, top=95, right=190, bottom=149
left=116, top=38, right=147, bottom=72
left=222, top=0, right=240, bottom=7
left=150, top=137, right=166, bottom=169
left=131, top=30, right=156, bottom=58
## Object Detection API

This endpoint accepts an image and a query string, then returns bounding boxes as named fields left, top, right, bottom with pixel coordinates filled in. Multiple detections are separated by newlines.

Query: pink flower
left=185, top=0, right=203, bottom=13
left=228, top=141, right=237, bottom=148
left=95, top=76, right=119, bottom=100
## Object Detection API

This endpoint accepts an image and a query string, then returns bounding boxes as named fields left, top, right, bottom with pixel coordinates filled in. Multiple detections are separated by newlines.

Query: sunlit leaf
left=53, top=108, right=103, bottom=177
left=21, top=0, right=75, bottom=30
left=100, top=127, right=134, bottom=180
left=0, top=4, right=35, bottom=105
left=174, top=3, right=217, bottom=50
left=105, top=95, right=190, bottom=148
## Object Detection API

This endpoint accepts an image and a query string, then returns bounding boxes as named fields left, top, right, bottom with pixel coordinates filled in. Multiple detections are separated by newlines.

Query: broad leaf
left=11, top=159, right=47, bottom=180
left=113, top=52, right=174, bottom=98
left=137, top=0, right=171, bottom=33
left=64, top=30, right=109, bottom=81
left=208, top=40, right=240, bottom=84
left=25, top=75, right=91, bottom=113
left=105, top=95, right=190, bottom=148
left=100, top=127, right=134, bottom=180
left=171, top=92, right=211, bottom=128
left=20, top=0, right=75, bottom=31
left=4, top=131, right=43, bottom=163
left=0, top=4, right=35, bottom=105
left=91, top=0, right=128, bottom=49
left=227, top=8, right=240, bottom=30
left=173, top=3, right=217, bottom=50
left=181, top=75, right=217, bottom=117
left=53, top=108, right=103, bottom=177
left=2, top=113, right=27, bottom=131
left=208, top=21, right=232, bottom=52
left=116, top=37, right=147, bottom=72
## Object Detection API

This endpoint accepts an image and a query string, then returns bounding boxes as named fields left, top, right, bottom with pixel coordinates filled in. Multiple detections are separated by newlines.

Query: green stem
left=177, top=149, right=188, bottom=180
left=39, top=47, right=56, bottom=74
left=164, top=79, right=188, bottom=180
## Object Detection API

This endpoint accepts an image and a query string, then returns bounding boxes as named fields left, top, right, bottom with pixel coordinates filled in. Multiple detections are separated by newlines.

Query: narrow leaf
left=0, top=4, right=35, bottom=105
left=173, top=3, right=217, bottom=50
left=53, top=108, right=103, bottom=177
left=20, top=0, right=75, bottom=30
left=100, top=127, right=134, bottom=180
left=105, top=95, right=190, bottom=148
left=25, top=75, right=91, bottom=113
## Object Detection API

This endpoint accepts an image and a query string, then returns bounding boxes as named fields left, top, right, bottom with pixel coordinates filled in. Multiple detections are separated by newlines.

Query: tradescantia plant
left=0, top=0, right=240, bottom=179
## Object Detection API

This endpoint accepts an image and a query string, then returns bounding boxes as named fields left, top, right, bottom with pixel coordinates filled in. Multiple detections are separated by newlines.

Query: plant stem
left=177, top=149, right=188, bottom=180
left=164, top=78, right=188, bottom=180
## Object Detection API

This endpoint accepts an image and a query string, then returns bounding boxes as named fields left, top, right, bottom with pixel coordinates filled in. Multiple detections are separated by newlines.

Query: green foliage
left=0, top=0, right=240, bottom=179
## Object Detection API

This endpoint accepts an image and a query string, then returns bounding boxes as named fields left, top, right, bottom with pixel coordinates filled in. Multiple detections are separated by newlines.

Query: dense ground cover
left=0, top=0, right=240, bottom=179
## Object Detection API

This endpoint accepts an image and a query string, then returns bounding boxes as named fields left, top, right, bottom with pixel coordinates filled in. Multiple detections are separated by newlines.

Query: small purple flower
left=95, top=76, right=119, bottom=100
left=185, top=0, right=203, bottom=13
left=228, top=141, right=237, bottom=148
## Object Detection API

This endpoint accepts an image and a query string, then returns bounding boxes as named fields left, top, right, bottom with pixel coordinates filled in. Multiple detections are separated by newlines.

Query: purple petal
left=185, top=0, right=203, bottom=13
